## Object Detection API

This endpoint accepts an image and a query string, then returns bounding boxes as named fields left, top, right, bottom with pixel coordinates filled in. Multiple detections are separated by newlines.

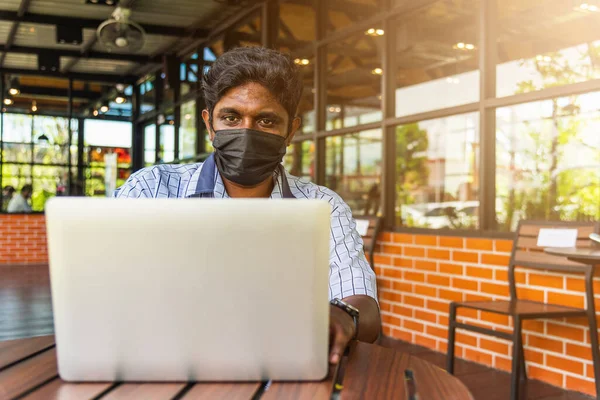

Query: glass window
left=326, top=129, right=382, bottom=216
left=328, top=0, right=382, bottom=33
left=283, top=140, right=314, bottom=181
left=496, top=92, right=600, bottom=231
left=326, top=31, right=383, bottom=131
left=2, top=113, right=32, bottom=142
left=32, top=116, right=70, bottom=165
left=144, top=124, right=157, bottom=166
left=140, top=77, right=156, bottom=114
left=295, top=56, right=315, bottom=135
left=180, top=101, right=197, bottom=160
left=32, top=166, right=67, bottom=211
left=393, top=0, right=479, bottom=117
left=497, top=0, right=600, bottom=97
left=396, top=113, right=480, bottom=229
left=160, top=115, right=175, bottom=163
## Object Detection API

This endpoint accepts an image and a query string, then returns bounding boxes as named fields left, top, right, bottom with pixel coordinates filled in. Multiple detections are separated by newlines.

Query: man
left=2, top=186, right=15, bottom=211
left=7, top=184, right=32, bottom=213
left=115, top=47, right=381, bottom=364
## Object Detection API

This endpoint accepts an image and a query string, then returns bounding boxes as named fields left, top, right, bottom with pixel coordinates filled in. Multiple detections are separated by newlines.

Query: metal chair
left=446, top=220, right=600, bottom=400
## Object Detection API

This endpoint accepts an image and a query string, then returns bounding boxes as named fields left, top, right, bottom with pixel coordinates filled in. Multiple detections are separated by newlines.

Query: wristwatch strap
left=330, top=298, right=360, bottom=340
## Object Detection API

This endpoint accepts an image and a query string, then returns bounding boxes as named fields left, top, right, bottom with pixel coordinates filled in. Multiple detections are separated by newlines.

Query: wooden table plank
left=102, top=383, right=187, bottom=399
left=341, top=342, right=409, bottom=400
left=20, top=377, right=112, bottom=400
left=182, top=383, right=261, bottom=399
left=261, top=365, right=337, bottom=400
left=0, top=347, right=58, bottom=399
left=341, top=342, right=473, bottom=400
left=0, top=335, right=55, bottom=370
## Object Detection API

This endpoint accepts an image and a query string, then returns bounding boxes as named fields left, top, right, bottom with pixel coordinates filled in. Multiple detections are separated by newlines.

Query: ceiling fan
left=97, top=7, right=145, bottom=53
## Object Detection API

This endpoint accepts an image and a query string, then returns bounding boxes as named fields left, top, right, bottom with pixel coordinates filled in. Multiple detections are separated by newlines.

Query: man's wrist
left=329, top=300, right=359, bottom=339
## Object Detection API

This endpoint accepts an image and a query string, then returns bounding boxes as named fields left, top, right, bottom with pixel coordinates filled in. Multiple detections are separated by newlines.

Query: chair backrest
left=508, top=220, right=600, bottom=300
left=355, top=216, right=381, bottom=270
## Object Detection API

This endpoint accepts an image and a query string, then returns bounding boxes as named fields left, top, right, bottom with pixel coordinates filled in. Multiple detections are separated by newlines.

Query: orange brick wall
left=0, top=214, right=48, bottom=264
left=376, top=231, right=598, bottom=396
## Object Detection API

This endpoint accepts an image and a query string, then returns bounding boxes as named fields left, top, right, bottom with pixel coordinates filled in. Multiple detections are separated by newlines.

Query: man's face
left=202, top=82, right=300, bottom=145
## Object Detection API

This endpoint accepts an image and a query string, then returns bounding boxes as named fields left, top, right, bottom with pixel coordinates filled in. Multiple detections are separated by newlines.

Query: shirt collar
left=186, top=153, right=296, bottom=199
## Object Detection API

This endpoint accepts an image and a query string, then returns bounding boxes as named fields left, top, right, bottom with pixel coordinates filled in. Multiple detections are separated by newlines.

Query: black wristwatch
left=330, top=298, right=360, bottom=340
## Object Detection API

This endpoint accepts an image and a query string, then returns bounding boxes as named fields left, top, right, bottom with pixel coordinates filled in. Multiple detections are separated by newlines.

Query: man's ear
left=201, top=109, right=215, bottom=141
left=286, top=116, right=302, bottom=146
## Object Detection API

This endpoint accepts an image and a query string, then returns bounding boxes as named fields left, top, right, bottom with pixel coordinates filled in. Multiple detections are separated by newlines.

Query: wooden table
left=0, top=335, right=473, bottom=400
left=544, top=247, right=600, bottom=265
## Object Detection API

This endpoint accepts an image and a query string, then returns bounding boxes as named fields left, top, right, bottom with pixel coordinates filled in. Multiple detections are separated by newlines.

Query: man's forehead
left=215, top=83, right=286, bottom=114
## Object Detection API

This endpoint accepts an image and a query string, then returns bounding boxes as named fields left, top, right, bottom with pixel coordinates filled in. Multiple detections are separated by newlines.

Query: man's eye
left=223, top=116, right=238, bottom=123
left=259, top=119, right=275, bottom=126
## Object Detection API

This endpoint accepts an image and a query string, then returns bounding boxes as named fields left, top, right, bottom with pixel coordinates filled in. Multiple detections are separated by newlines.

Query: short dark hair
left=3, top=186, right=15, bottom=194
left=21, top=184, right=33, bottom=193
left=202, top=47, right=303, bottom=127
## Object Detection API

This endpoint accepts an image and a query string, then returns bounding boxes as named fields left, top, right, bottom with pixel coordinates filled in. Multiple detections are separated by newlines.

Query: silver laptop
left=45, top=198, right=330, bottom=382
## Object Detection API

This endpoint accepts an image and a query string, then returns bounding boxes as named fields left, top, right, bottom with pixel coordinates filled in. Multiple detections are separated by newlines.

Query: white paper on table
left=355, top=219, right=370, bottom=236
left=536, top=228, right=578, bottom=248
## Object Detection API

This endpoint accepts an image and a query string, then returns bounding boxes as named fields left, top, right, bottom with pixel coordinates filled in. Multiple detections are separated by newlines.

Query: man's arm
left=329, top=294, right=381, bottom=364
left=326, top=196, right=381, bottom=364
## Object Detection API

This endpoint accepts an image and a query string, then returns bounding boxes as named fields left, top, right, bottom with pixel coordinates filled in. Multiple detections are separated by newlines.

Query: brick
left=481, top=282, right=510, bottom=297
left=382, top=314, right=401, bottom=326
left=439, top=289, right=463, bottom=302
left=465, top=348, right=493, bottom=367
left=379, top=302, right=391, bottom=312
left=466, top=266, right=493, bottom=279
left=565, top=376, right=595, bottom=397
left=415, top=334, right=436, bottom=349
left=382, top=268, right=403, bottom=279
left=392, top=233, right=413, bottom=244
left=374, top=255, right=392, bottom=266
left=382, top=325, right=392, bottom=336
left=377, top=279, right=392, bottom=289
left=393, top=257, right=412, bottom=268
left=404, top=319, right=424, bottom=332
left=480, top=311, right=509, bottom=326
left=547, top=292, right=584, bottom=309
left=414, top=260, right=437, bottom=271
left=404, top=271, right=425, bottom=283
left=456, top=332, right=478, bottom=346
left=381, top=244, right=403, bottom=255
left=426, top=325, right=447, bottom=339
left=458, top=308, right=478, bottom=319
left=522, top=320, right=545, bottom=334
left=439, top=236, right=464, bottom=248
left=566, top=277, right=585, bottom=292
left=380, top=291, right=402, bottom=303
left=438, top=315, right=449, bottom=326
left=479, top=338, right=509, bottom=355
left=426, top=274, right=450, bottom=286
left=465, top=293, right=492, bottom=302
left=414, top=284, right=437, bottom=297
left=427, top=299, right=449, bottom=313
left=529, top=273, right=564, bottom=289
left=566, top=343, right=593, bottom=361
left=427, top=249, right=450, bottom=260
left=517, top=288, right=544, bottom=302
left=437, top=341, right=448, bottom=354
left=415, top=309, right=437, bottom=323
left=524, top=349, right=544, bottom=365
left=546, top=354, right=584, bottom=375
left=414, top=235, right=437, bottom=246
left=404, top=295, right=425, bottom=308
left=453, top=251, right=479, bottom=263
left=390, top=328, right=412, bottom=342
left=495, top=355, right=512, bottom=372
left=481, top=254, right=510, bottom=267
left=392, top=305, right=413, bottom=318
left=378, top=232, right=392, bottom=242
left=392, top=281, right=412, bottom=293
left=466, top=238, right=493, bottom=251
left=404, top=246, right=426, bottom=257
left=439, top=263, right=463, bottom=275
left=452, top=277, right=478, bottom=291
left=547, top=323, right=585, bottom=342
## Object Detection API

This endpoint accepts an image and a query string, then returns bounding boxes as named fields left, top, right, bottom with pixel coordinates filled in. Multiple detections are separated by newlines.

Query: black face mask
left=212, top=128, right=287, bottom=187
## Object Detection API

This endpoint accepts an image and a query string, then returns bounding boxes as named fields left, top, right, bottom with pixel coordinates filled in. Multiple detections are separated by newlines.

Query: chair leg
left=446, top=303, right=457, bottom=375
left=510, top=318, right=523, bottom=400
left=584, top=269, right=600, bottom=400
left=519, top=338, right=527, bottom=380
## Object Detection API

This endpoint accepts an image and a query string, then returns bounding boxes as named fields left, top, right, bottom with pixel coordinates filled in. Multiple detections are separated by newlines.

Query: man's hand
left=329, top=304, right=356, bottom=364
